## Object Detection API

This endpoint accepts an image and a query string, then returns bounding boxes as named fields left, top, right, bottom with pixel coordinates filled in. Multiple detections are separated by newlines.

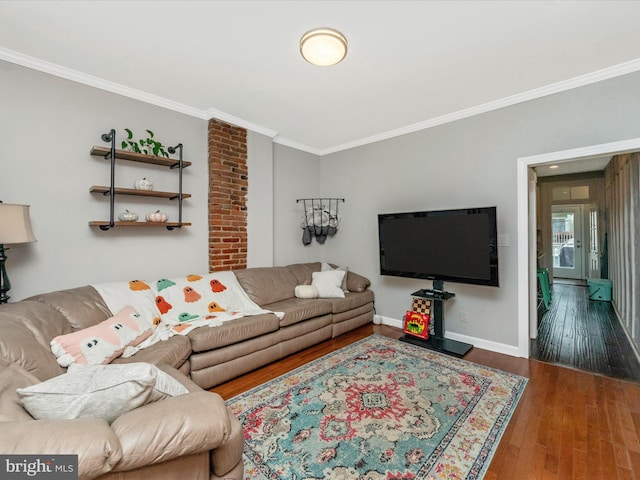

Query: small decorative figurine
left=145, top=210, right=168, bottom=223
left=118, top=210, right=139, bottom=222
left=134, top=178, right=153, bottom=191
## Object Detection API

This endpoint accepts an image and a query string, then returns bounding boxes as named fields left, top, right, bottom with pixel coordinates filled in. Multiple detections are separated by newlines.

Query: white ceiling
left=2, top=1, right=640, bottom=155
left=535, top=156, right=612, bottom=177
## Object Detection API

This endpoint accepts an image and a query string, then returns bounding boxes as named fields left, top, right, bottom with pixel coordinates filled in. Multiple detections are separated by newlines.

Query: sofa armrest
left=110, top=390, right=232, bottom=472
left=0, top=419, right=123, bottom=480
left=346, top=270, right=371, bottom=292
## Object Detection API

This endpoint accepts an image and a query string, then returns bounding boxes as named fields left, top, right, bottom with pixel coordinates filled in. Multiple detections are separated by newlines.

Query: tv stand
left=400, top=280, right=473, bottom=358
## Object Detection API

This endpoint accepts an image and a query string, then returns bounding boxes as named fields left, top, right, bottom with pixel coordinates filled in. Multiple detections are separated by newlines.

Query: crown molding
left=3, top=46, right=640, bottom=156
left=203, top=108, right=278, bottom=139
left=272, top=136, right=323, bottom=156
left=0, top=47, right=280, bottom=138
left=317, top=57, right=640, bottom=156
left=0, top=47, right=208, bottom=119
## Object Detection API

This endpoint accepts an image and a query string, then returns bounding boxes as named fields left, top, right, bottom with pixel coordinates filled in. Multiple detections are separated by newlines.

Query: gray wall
left=247, top=131, right=275, bottom=267
left=273, top=144, right=326, bottom=265
left=0, top=61, right=273, bottom=300
left=0, top=61, right=274, bottom=301
left=0, top=61, right=210, bottom=300
left=273, top=71, right=640, bottom=350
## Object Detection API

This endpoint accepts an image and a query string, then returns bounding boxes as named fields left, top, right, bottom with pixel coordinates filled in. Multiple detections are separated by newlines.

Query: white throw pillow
left=311, top=270, right=346, bottom=298
left=321, top=262, right=349, bottom=292
left=17, top=362, right=188, bottom=424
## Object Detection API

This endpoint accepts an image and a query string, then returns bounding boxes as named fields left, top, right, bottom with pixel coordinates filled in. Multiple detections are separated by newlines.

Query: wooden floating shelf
left=89, top=185, right=191, bottom=199
left=90, top=146, right=192, bottom=168
left=89, top=221, right=191, bottom=228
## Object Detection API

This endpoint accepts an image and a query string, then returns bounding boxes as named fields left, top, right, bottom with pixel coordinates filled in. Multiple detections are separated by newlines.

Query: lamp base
left=0, top=244, right=10, bottom=304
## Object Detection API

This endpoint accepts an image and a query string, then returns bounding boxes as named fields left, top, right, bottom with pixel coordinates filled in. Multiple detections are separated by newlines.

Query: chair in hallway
left=537, top=268, right=551, bottom=309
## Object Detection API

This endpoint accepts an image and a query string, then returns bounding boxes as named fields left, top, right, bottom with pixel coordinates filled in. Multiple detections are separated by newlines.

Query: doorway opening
left=518, top=139, right=640, bottom=381
left=516, top=137, right=640, bottom=358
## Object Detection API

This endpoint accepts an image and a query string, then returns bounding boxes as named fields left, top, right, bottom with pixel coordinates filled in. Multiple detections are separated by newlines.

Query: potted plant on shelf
left=121, top=129, right=169, bottom=157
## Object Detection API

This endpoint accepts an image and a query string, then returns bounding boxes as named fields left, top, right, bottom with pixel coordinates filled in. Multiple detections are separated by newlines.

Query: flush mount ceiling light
left=300, top=28, right=347, bottom=66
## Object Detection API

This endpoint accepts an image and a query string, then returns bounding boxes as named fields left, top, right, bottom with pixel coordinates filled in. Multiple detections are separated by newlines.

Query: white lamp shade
left=0, top=204, right=37, bottom=244
left=300, top=28, right=347, bottom=66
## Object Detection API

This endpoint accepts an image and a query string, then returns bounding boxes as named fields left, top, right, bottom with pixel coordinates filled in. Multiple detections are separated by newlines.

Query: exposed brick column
left=208, top=119, right=248, bottom=271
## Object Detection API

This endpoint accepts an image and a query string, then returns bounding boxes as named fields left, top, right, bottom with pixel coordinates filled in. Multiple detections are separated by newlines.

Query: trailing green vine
left=121, top=129, right=169, bottom=157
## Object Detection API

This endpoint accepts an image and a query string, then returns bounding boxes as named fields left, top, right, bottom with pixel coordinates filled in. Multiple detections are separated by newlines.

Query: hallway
left=530, top=283, right=640, bottom=382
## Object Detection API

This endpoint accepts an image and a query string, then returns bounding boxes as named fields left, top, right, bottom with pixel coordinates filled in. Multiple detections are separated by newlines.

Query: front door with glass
left=551, top=205, right=584, bottom=280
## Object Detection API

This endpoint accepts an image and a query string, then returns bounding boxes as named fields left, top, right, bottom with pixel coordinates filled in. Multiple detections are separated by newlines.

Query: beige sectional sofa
left=188, top=262, right=374, bottom=388
left=0, top=262, right=374, bottom=480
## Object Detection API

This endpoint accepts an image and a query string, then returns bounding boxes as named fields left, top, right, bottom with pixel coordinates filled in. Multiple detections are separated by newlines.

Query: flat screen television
left=378, top=206, right=499, bottom=287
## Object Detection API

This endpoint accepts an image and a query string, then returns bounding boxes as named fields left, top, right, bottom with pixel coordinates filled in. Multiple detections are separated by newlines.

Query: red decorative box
left=403, top=310, right=430, bottom=339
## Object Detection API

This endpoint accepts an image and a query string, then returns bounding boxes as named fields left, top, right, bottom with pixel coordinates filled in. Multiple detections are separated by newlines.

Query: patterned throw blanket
left=93, top=271, right=282, bottom=356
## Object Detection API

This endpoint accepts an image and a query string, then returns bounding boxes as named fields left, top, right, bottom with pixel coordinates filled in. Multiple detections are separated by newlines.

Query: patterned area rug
left=228, top=335, right=527, bottom=479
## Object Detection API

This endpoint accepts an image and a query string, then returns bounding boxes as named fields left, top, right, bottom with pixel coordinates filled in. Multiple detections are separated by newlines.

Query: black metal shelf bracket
left=99, top=129, right=117, bottom=231
left=166, top=143, right=184, bottom=230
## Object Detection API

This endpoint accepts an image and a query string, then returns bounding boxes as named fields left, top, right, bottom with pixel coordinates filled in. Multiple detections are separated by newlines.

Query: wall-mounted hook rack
left=296, top=198, right=344, bottom=245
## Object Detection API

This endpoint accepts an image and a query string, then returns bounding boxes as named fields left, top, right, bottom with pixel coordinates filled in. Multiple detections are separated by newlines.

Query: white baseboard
left=376, top=315, right=521, bottom=358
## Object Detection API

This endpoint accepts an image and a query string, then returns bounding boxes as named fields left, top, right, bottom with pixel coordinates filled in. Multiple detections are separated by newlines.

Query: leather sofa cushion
left=27, top=285, right=112, bottom=331
left=345, top=270, right=371, bottom=293
left=285, top=262, right=322, bottom=285
left=321, top=290, right=375, bottom=314
left=333, top=303, right=374, bottom=324
left=188, top=313, right=280, bottom=353
left=263, top=298, right=333, bottom=327
left=0, top=359, right=39, bottom=422
left=112, top=335, right=192, bottom=370
left=325, top=263, right=371, bottom=292
left=234, top=267, right=300, bottom=305
left=278, top=314, right=333, bottom=342
left=189, top=330, right=281, bottom=375
left=0, top=301, right=68, bottom=381
left=234, top=263, right=322, bottom=306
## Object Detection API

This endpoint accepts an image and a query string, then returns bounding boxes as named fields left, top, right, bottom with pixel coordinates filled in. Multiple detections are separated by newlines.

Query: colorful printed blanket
left=93, top=271, right=282, bottom=356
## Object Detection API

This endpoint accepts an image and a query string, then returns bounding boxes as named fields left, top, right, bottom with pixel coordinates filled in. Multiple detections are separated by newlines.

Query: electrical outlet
left=498, top=234, right=509, bottom=246
left=460, top=311, right=469, bottom=324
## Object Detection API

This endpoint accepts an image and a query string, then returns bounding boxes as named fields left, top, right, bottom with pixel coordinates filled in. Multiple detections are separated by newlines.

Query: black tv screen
left=378, top=206, right=499, bottom=287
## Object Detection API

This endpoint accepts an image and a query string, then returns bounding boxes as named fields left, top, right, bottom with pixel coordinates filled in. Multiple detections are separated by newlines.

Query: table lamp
left=0, top=202, right=37, bottom=304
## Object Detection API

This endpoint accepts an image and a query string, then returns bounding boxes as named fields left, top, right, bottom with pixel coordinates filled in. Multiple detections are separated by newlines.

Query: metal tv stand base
left=399, top=281, right=473, bottom=358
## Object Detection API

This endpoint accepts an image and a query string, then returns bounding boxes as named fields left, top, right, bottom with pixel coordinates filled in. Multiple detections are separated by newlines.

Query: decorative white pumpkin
left=134, top=178, right=153, bottom=191
left=294, top=285, right=319, bottom=299
left=146, top=210, right=168, bottom=223
left=118, top=210, right=138, bottom=222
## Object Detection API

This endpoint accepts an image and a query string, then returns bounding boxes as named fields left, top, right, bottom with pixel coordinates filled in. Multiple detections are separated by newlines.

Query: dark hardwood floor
left=531, top=283, right=640, bottom=382
left=212, top=324, right=640, bottom=480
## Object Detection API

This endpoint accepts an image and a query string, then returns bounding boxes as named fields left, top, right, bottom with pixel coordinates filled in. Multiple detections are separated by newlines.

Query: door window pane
left=552, top=212, right=574, bottom=268
left=552, top=186, right=590, bottom=200
left=571, top=186, right=589, bottom=199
